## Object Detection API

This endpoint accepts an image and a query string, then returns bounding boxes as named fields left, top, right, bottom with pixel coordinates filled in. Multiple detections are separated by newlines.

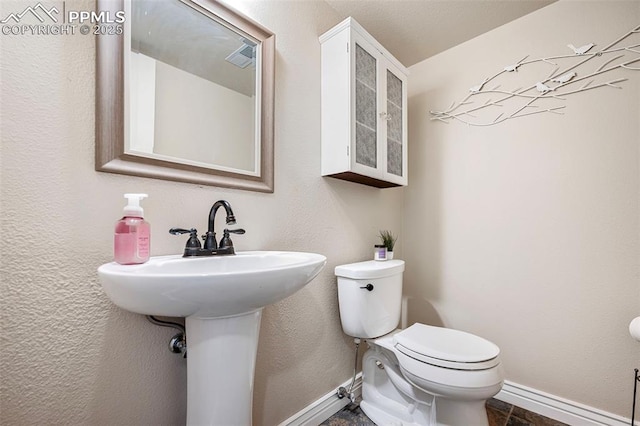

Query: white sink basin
left=98, top=250, right=326, bottom=425
left=98, top=251, right=327, bottom=318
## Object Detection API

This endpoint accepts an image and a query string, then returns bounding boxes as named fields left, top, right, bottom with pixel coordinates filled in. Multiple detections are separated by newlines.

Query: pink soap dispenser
left=114, top=193, right=150, bottom=265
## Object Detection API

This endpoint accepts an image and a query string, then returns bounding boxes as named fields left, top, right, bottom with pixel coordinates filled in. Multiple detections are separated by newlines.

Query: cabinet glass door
left=354, top=43, right=377, bottom=169
left=386, top=69, right=403, bottom=177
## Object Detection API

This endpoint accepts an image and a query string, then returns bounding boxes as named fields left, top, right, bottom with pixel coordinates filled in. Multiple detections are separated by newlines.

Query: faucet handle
left=225, top=228, right=246, bottom=235
left=169, top=228, right=201, bottom=250
left=219, top=228, right=245, bottom=250
left=169, top=228, right=195, bottom=235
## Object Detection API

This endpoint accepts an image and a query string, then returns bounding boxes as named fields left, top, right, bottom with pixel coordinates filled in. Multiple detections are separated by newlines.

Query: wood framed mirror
left=96, top=0, right=274, bottom=192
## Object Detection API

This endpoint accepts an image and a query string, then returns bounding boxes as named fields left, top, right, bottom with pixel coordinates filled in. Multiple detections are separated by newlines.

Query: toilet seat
left=370, top=326, right=504, bottom=397
left=394, top=323, right=500, bottom=371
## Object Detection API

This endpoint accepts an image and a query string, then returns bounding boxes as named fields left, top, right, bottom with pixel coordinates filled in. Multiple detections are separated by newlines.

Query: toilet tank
left=335, top=260, right=405, bottom=339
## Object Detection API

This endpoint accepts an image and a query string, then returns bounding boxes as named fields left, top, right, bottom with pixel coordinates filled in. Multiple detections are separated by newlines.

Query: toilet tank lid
left=335, top=260, right=405, bottom=279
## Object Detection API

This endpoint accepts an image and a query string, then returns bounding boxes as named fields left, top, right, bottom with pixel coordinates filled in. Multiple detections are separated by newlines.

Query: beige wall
left=405, top=0, right=639, bottom=419
left=0, top=1, right=404, bottom=425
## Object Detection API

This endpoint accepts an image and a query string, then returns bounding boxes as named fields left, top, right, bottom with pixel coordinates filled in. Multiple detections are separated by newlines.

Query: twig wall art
left=430, top=24, right=640, bottom=127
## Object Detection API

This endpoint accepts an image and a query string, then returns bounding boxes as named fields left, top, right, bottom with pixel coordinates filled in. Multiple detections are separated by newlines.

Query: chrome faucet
left=170, top=200, right=245, bottom=257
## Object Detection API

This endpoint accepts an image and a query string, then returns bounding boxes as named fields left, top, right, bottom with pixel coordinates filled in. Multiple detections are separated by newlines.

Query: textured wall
left=405, top=1, right=639, bottom=419
left=0, top=1, right=404, bottom=425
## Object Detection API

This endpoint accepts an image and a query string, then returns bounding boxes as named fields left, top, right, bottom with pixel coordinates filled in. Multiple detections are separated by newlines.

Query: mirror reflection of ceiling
left=131, top=0, right=256, bottom=97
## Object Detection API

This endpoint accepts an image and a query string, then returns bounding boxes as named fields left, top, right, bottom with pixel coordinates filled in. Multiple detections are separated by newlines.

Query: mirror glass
left=96, top=0, right=274, bottom=192
left=128, top=0, right=258, bottom=174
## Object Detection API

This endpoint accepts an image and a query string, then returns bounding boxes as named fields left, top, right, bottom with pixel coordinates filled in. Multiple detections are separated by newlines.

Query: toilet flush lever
left=360, top=283, right=374, bottom=291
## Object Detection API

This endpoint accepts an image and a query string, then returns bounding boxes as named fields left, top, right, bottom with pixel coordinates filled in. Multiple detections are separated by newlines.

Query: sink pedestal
left=186, top=310, right=262, bottom=425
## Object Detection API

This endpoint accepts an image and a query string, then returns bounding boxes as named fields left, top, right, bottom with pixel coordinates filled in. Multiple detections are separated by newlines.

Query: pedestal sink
left=98, top=251, right=326, bottom=425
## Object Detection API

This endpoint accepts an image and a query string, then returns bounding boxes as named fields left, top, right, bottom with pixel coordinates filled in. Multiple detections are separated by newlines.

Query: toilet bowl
left=335, top=260, right=503, bottom=425
left=362, top=325, right=503, bottom=425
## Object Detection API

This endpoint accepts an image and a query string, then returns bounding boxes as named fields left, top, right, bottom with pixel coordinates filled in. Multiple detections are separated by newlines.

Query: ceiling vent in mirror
left=226, top=39, right=256, bottom=68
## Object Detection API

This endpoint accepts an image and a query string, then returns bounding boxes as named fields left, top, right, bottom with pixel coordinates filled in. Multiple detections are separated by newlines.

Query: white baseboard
left=279, top=373, right=363, bottom=426
left=496, top=380, right=638, bottom=426
left=280, top=376, right=636, bottom=426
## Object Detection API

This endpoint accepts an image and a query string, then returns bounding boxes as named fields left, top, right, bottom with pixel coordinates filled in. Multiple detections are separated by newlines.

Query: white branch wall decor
left=430, top=25, right=640, bottom=127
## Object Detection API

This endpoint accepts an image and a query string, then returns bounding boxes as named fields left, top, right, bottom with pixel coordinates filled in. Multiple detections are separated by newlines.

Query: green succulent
left=379, top=230, right=397, bottom=251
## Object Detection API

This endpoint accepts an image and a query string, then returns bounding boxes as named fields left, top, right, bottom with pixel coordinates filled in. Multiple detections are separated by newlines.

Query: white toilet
left=335, top=259, right=503, bottom=426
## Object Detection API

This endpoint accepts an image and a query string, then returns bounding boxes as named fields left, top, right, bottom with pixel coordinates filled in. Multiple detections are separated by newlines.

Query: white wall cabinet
left=320, top=17, right=409, bottom=188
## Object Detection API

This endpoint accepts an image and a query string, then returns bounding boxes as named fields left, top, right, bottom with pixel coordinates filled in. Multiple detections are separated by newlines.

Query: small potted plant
left=379, top=230, right=397, bottom=259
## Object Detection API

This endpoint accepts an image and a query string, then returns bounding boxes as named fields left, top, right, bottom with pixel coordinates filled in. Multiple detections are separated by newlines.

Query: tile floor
left=320, top=398, right=568, bottom=426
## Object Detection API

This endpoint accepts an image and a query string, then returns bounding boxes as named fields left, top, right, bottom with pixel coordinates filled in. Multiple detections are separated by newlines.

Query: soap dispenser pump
left=114, top=193, right=150, bottom=265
